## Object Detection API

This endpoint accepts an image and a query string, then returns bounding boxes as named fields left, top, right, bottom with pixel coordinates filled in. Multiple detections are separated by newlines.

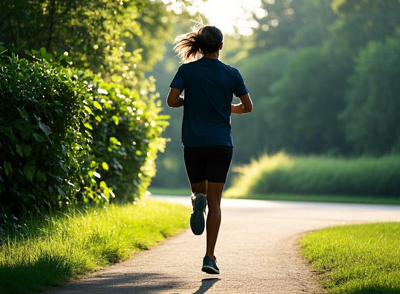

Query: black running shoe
left=202, top=256, right=220, bottom=274
left=190, top=193, right=207, bottom=235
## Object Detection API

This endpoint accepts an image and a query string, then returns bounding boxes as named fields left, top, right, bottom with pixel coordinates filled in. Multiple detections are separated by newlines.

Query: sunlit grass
left=300, top=222, right=400, bottom=294
left=225, top=153, right=400, bottom=203
left=0, top=199, right=190, bottom=294
left=148, top=187, right=189, bottom=196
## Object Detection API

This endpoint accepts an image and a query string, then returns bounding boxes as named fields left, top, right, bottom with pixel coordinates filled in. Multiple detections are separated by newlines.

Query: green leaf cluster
left=0, top=51, right=91, bottom=222
left=0, top=49, right=168, bottom=229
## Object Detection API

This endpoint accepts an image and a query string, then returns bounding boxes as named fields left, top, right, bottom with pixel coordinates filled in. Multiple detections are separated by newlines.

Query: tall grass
left=0, top=199, right=190, bottom=294
left=226, top=153, right=400, bottom=199
left=299, top=222, right=400, bottom=293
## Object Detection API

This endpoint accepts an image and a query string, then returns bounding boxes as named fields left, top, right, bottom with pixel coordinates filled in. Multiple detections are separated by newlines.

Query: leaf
left=112, top=115, right=119, bottom=125
left=38, top=121, right=52, bottom=136
left=23, top=145, right=32, bottom=157
left=21, top=124, right=32, bottom=140
left=84, top=122, right=93, bottom=130
left=93, top=101, right=103, bottom=111
left=16, top=145, right=24, bottom=157
left=3, top=161, right=12, bottom=176
left=100, top=181, right=107, bottom=189
left=32, top=132, right=45, bottom=143
left=109, top=137, right=121, bottom=146
left=84, top=105, right=94, bottom=115
left=93, top=172, right=101, bottom=178
left=57, top=186, right=67, bottom=199
left=17, top=107, right=30, bottom=121
left=23, top=164, right=36, bottom=181
left=103, top=187, right=110, bottom=200
left=36, top=171, right=47, bottom=182
left=102, top=162, right=109, bottom=170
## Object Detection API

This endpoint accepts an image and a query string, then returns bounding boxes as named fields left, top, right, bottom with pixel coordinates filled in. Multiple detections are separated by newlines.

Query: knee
left=207, top=199, right=221, bottom=212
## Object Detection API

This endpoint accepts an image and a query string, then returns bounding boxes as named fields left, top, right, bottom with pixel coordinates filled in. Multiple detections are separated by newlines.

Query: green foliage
left=340, top=33, right=400, bottom=155
left=0, top=51, right=92, bottom=219
left=226, top=0, right=400, bottom=158
left=265, top=47, right=347, bottom=154
left=300, top=222, right=400, bottom=293
left=86, top=77, right=168, bottom=202
left=0, top=48, right=168, bottom=229
left=226, top=153, right=400, bottom=198
left=252, top=0, right=336, bottom=51
left=0, top=0, right=181, bottom=84
left=0, top=199, right=190, bottom=294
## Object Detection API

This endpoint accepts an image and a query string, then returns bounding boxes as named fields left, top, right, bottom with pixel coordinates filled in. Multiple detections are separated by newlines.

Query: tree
left=340, top=33, right=400, bottom=155
left=252, top=0, right=336, bottom=52
left=231, top=47, right=296, bottom=161
left=0, top=0, right=186, bottom=84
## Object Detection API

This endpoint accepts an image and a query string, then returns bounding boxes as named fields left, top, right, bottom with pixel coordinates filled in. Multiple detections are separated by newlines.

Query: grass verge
left=226, top=153, right=400, bottom=199
left=299, top=222, right=400, bottom=294
left=0, top=198, right=190, bottom=294
left=224, top=193, right=400, bottom=205
left=148, top=187, right=189, bottom=196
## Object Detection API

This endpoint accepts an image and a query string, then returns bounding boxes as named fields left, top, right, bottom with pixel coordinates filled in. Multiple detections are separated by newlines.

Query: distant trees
left=340, top=33, right=400, bottom=154
left=233, top=0, right=400, bottom=158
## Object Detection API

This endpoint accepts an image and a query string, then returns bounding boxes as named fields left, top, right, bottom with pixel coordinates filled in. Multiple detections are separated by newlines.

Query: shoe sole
left=190, top=194, right=206, bottom=235
left=202, top=265, right=220, bottom=274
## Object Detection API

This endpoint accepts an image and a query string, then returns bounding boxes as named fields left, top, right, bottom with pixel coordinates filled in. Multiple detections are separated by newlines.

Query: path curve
left=45, top=196, right=400, bottom=294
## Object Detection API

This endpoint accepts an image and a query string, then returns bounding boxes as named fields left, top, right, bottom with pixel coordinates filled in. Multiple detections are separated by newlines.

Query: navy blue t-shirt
left=170, top=57, right=249, bottom=147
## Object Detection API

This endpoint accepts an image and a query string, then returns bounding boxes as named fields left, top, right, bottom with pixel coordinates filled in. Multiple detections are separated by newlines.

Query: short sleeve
left=170, top=65, right=185, bottom=91
left=233, top=70, right=249, bottom=97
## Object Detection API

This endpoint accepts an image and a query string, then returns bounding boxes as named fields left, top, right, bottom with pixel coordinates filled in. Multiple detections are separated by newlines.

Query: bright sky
left=165, top=0, right=267, bottom=36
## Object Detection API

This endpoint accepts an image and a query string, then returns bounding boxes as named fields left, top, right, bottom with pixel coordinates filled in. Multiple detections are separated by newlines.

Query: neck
left=204, top=52, right=219, bottom=59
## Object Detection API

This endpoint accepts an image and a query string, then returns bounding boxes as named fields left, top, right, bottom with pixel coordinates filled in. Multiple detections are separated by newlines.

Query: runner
left=167, top=22, right=253, bottom=274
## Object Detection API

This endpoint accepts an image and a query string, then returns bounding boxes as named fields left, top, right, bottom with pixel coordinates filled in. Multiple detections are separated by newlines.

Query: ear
left=219, top=42, right=223, bottom=50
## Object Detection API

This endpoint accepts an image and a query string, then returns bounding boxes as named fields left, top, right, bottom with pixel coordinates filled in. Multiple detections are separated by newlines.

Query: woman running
left=167, top=23, right=253, bottom=274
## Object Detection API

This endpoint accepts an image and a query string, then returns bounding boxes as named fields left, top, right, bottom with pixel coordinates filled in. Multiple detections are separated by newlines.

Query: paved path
left=45, top=196, right=400, bottom=294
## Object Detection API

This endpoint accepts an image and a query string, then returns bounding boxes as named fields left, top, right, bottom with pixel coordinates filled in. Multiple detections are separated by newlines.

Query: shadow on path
left=192, top=278, right=220, bottom=294
left=45, top=272, right=182, bottom=294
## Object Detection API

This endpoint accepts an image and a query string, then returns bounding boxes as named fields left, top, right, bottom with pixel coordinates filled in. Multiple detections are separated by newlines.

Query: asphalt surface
left=44, top=196, right=400, bottom=294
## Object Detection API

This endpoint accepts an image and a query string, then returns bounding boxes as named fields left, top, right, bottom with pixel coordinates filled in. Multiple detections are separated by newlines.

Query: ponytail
left=174, top=24, right=223, bottom=63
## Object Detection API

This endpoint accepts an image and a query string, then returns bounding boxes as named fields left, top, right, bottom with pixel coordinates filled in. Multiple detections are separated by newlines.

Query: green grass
left=225, top=193, right=400, bottom=205
left=148, top=187, right=189, bottom=196
left=226, top=152, right=400, bottom=200
left=299, top=222, right=400, bottom=294
left=0, top=199, right=190, bottom=294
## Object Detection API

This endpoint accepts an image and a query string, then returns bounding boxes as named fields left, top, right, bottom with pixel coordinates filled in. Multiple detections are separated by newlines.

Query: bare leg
left=190, top=181, right=207, bottom=196
left=205, top=182, right=224, bottom=260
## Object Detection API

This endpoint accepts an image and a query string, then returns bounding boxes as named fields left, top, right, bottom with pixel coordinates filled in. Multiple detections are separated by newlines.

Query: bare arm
left=166, top=87, right=184, bottom=108
left=231, top=93, right=253, bottom=114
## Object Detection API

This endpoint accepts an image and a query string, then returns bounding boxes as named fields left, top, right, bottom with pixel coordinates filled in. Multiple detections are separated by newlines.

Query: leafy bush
left=0, top=49, right=92, bottom=222
left=226, top=152, right=400, bottom=198
left=85, top=77, right=168, bottom=203
left=0, top=48, right=168, bottom=230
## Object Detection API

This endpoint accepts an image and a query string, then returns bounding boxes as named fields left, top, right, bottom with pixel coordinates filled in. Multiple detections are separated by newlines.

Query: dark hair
left=174, top=25, right=223, bottom=63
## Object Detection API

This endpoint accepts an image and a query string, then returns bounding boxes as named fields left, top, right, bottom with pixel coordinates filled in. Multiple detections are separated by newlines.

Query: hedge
left=0, top=48, right=167, bottom=230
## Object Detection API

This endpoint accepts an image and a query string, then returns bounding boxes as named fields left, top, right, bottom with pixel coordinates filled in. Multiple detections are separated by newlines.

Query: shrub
left=85, top=77, right=168, bottom=203
left=0, top=48, right=168, bottom=230
left=226, top=152, right=400, bottom=198
left=0, top=49, right=92, bottom=222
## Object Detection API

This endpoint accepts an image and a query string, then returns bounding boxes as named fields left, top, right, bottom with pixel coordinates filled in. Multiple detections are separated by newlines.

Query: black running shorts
left=183, top=146, right=233, bottom=184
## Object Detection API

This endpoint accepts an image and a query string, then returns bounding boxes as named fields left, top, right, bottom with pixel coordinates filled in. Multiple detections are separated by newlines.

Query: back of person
left=172, top=57, right=247, bottom=147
